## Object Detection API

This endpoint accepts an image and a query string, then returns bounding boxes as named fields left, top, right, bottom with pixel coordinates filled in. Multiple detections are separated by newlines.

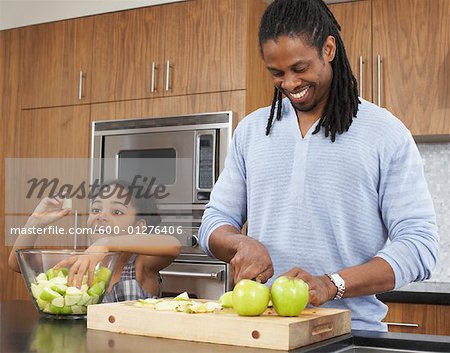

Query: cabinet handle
left=377, top=54, right=382, bottom=106
left=159, top=270, right=224, bottom=281
left=150, top=62, right=157, bottom=93
left=385, top=322, right=419, bottom=328
left=359, top=55, right=363, bottom=99
left=165, top=60, right=172, bottom=92
left=78, top=70, right=84, bottom=100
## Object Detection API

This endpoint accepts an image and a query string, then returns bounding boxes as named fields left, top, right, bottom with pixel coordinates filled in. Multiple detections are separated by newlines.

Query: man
left=199, top=0, right=438, bottom=331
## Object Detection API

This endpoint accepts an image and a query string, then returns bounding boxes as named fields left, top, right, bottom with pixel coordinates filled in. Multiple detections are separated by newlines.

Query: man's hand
left=231, top=237, right=274, bottom=284
left=281, top=267, right=337, bottom=306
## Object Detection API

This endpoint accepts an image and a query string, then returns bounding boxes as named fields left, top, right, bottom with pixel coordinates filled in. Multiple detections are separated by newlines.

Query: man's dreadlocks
left=259, top=0, right=360, bottom=142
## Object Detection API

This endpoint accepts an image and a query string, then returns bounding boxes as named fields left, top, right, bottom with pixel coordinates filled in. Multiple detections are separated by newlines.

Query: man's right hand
left=230, top=236, right=274, bottom=284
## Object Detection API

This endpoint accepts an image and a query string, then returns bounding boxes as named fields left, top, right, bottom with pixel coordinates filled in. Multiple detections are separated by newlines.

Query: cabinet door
left=162, top=0, right=246, bottom=96
left=328, top=1, right=372, bottom=102
left=21, top=17, right=93, bottom=109
left=91, top=6, right=164, bottom=102
left=18, top=106, right=91, bottom=158
left=384, top=302, right=437, bottom=334
left=1, top=29, right=31, bottom=301
left=373, top=0, right=450, bottom=135
left=436, top=305, right=450, bottom=336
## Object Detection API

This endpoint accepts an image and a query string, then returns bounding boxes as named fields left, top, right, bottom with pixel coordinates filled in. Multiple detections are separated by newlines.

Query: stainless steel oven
left=91, top=112, right=233, bottom=299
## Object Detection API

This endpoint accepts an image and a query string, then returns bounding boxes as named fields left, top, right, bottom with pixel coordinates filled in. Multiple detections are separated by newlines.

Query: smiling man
left=199, top=0, right=438, bottom=331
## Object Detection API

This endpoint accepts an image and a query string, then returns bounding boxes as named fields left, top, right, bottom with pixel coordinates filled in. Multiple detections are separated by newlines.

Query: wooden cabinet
left=384, top=302, right=450, bottom=336
left=91, top=0, right=249, bottom=102
left=328, top=0, right=450, bottom=136
left=372, top=0, right=450, bottom=136
left=327, top=1, right=372, bottom=102
left=162, top=0, right=246, bottom=96
left=1, top=29, right=30, bottom=301
left=21, top=17, right=94, bottom=108
left=17, top=106, right=91, bottom=158
left=90, top=6, right=163, bottom=102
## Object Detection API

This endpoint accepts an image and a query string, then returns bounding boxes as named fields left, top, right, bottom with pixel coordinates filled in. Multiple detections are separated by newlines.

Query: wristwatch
left=326, top=273, right=345, bottom=300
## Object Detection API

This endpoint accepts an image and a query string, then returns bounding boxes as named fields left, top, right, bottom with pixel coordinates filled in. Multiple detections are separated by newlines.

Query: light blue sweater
left=199, top=98, right=438, bottom=331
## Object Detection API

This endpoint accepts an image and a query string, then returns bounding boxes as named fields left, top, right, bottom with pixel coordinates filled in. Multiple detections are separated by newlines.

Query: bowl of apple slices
left=16, top=249, right=120, bottom=319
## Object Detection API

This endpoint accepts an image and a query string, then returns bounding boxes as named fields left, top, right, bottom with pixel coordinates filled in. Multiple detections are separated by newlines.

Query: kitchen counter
left=2, top=300, right=450, bottom=353
left=377, top=282, right=450, bottom=305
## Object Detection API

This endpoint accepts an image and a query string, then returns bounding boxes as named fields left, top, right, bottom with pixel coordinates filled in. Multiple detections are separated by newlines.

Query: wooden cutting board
left=87, top=301, right=351, bottom=351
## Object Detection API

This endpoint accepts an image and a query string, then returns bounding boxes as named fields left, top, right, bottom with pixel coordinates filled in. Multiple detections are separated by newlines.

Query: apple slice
left=36, top=273, right=48, bottom=284
left=40, top=287, right=61, bottom=302
left=95, top=267, right=112, bottom=283
left=77, top=292, right=91, bottom=306
left=88, top=282, right=105, bottom=297
left=51, top=297, right=65, bottom=308
left=173, top=292, right=189, bottom=301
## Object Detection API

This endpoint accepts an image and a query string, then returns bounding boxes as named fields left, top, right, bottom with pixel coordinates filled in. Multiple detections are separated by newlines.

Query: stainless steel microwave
left=91, top=112, right=232, bottom=208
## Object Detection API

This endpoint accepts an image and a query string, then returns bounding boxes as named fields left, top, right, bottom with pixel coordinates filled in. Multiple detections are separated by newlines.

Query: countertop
left=2, top=301, right=450, bottom=353
left=377, top=282, right=450, bottom=305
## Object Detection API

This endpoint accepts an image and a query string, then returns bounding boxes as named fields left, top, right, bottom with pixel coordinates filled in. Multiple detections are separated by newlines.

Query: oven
left=91, top=112, right=234, bottom=299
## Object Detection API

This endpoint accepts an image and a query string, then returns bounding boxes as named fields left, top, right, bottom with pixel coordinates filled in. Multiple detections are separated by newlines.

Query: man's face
left=261, top=35, right=335, bottom=116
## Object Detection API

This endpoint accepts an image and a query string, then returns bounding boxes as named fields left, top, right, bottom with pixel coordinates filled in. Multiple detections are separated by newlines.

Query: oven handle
left=160, top=269, right=224, bottom=281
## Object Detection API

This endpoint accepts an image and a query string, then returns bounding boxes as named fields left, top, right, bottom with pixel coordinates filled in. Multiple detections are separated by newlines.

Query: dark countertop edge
left=302, top=331, right=450, bottom=353
left=376, top=291, right=450, bottom=305
left=351, top=330, right=450, bottom=352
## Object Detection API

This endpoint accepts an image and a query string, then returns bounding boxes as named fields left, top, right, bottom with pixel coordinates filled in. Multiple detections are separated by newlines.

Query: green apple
left=271, top=276, right=309, bottom=317
left=232, top=279, right=270, bottom=316
left=218, top=291, right=233, bottom=308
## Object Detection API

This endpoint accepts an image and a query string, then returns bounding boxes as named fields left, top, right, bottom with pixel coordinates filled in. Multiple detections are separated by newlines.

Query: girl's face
left=86, top=189, right=144, bottom=235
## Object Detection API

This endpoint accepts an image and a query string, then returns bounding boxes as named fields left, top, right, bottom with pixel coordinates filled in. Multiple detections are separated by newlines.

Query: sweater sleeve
left=198, top=123, right=248, bottom=256
left=376, top=133, right=439, bottom=288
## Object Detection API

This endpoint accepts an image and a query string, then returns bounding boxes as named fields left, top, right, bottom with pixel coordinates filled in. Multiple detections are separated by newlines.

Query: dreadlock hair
left=259, top=0, right=360, bottom=142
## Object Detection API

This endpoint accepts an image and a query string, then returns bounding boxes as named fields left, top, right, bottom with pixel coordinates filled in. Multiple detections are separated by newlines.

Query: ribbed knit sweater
left=199, top=98, right=438, bottom=331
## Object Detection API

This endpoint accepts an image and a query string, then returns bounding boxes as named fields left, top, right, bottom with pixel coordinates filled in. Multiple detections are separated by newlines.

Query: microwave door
left=102, top=131, right=195, bottom=205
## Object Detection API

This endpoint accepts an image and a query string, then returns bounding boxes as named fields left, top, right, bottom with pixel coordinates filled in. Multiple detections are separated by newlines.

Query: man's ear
left=323, top=35, right=336, bottom=62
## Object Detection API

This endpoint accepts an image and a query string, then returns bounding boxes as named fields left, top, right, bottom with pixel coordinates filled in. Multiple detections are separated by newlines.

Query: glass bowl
left=16, top=249, right=120, bottom=319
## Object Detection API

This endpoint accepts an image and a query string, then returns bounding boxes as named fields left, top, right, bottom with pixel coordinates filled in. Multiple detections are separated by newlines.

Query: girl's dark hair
left=259, top=0, right=360, bottom=142
left=91, top=179, right=161, bottom=230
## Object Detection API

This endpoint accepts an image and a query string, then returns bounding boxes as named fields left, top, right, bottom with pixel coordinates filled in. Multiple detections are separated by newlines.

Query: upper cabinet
left=90, top=6, right=163, bottom=101
left=91, top=0, right=247, bottom=102
left=327, top=1, right=372, bottom=102
left=372, top=0, right=449, bottom=136
left=329, top=0, right=450, bottom=136
left=21, top=17, right=94, bottom=109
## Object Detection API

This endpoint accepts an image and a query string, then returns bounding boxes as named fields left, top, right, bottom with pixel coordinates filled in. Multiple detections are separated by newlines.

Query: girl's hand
left=27, top=197, right=70, bottom=228
left=54, top=246, right=108, bottom=288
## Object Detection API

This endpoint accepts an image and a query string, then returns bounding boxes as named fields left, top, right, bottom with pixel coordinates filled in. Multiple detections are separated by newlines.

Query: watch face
left=331, top=273, right=345, bottom=287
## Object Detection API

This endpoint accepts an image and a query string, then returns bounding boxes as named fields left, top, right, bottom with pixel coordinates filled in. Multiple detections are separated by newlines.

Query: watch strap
left=326, top=273, right=345, bottom=300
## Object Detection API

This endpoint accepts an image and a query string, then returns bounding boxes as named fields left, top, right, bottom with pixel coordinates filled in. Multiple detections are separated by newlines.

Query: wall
left=418, top=143, right=450, bottom=283
left=0, top=0, right=184, bottom=30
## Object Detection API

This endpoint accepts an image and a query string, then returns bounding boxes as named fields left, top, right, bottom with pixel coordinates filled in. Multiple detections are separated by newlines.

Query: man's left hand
left=281, top=267, right=337, bottom=306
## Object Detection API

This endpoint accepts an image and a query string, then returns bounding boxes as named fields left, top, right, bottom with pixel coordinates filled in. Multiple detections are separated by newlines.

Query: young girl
left=8, top=179, right=181, bottom=302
